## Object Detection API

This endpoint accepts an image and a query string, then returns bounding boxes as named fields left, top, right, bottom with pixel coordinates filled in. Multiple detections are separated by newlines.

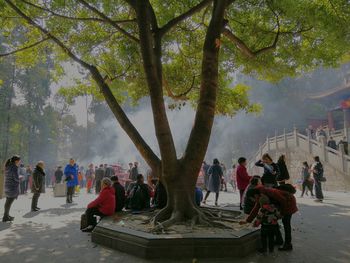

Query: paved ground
left=0, top=187, right=349, bottom=263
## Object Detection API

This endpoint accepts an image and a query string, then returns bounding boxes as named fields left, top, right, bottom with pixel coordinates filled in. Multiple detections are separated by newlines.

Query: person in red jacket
left=82, top=177, right=116, bottom=232
left=236, top=157, right=252, bottom=210
left=240, top=184, right=298, bottom=251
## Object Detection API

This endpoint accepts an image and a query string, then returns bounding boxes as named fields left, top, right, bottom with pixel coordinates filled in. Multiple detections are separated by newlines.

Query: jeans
left=314, top=179, right=324, bottom=200
left=282, top=214, right=292, bottom=245
left=85, top=207, right=105, bottom=226
left=3, top=197, right=15, bottom=218
left=31, top=192, right=40, bottom=209
left=239, top=189, right=245, bottom=209
left=261, top=225, right=279, bottom=252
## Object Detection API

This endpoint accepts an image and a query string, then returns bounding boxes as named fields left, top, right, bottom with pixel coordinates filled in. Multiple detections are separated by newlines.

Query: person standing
left=327, top=137, right=337, bottom=150
left=311, top=156, right=324, bottom=202
left=229, top=164, right=237, bottom=192
left=255, top=153, right=279, bottom=188
left=203, top=159, right=223, bottom=206
left=220, top=163, right=227, bottom=192
left=95, top=164, right=105, bottom=194
left=31, top=161, right=46, bottom=212
left=54, top=166, right=63, bottom=184
left=105, top=165, right=115, bottom=178
left=277, top=155, right=290, bottom=185
left=202, top=161, right=210, bottom=191
left=18, top=164, right=27, bottom=195
left=236, top=157, right=252, bottom=210
left=300, top=161, right=314, bottom=197
left=25, top=165, right=33, bottom=193
left=2, top=155, right=21, bottom=222
left=338, top=137, right=349, bottom=155
left=64, top=158, right=79, bottom=204
left=85, top=164, right=95, bottom=194
left=131, top=162, right=139, bottom=182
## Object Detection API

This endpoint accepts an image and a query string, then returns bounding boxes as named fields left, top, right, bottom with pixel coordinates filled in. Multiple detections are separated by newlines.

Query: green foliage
left=1, top=0, right=349, bottom=116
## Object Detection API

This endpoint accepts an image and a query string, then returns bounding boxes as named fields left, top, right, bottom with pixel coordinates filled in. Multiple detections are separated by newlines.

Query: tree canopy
left=2, top=0, right=349, bottom=116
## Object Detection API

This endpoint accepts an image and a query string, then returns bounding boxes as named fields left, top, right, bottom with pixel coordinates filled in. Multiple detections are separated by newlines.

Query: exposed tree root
left=150, top=206, right=173, bottom=225
left=153, top=212, right=182, bottom=232
left=150, top=206, right=239, bottom=232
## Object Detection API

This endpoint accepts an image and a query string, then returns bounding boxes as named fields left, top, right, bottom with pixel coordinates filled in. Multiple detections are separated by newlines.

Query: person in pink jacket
left=236, top=157, right=252, bottom=210
left=82, top=177, right=115, bottom=232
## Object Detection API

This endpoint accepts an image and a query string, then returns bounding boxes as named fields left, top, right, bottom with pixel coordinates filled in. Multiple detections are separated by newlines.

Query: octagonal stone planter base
left=91, top=208, right=260, bottom=259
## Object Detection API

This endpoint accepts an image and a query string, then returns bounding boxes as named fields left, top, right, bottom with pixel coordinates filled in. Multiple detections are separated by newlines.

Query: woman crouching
left=81, top=177, right=115, bottom=232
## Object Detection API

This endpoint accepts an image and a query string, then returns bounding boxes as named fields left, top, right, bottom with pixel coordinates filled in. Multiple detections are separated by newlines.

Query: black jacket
left=32, top=166, right=46, bottom=193
left=255, top=160, right=279, bottom=186
left=113, top=182, right=126, bottom=212
left=277, top=160, right=290, bottom=181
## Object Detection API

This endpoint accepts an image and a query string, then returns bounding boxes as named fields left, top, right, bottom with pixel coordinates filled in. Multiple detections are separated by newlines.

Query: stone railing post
left=294, top=126, right=299, bottom=147
left=345, top=126, right=349, bottom=142
left=259, top=143, right=263, bottom=158
left=275, top=130, right=278, bottom=151
left=267, top=136, right=270, bottom=152
left=339, top=143, right=346, bottom=172
left=307, top=130, right=312, bottom=154
left=321, top=136, right=327, bottom=162
left=0, top=167, right=3, bottom=199
left=283, top=128, right=288, bottom=149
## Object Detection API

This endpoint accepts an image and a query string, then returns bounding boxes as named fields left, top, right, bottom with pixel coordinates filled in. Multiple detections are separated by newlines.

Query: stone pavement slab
left=0, top=188, right=349, bottom=263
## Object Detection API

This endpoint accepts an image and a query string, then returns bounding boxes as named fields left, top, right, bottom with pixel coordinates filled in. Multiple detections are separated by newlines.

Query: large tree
left=1, top=0, right=349, bottom=226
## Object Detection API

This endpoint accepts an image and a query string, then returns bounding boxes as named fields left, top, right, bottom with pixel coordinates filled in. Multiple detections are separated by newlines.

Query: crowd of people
left=306, top=125, right=349, bottom=155
left=2, top=152, right=327, bottom=256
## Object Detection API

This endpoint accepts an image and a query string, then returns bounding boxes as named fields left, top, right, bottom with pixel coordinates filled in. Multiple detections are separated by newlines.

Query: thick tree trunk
left=154, top=162, right=203, bottom=227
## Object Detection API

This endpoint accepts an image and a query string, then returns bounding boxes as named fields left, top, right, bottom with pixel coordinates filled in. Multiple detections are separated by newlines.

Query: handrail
left=250, top=128, right=349, bottom=174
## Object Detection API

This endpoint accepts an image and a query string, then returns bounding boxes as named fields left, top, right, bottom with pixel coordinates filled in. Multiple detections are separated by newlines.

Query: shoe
left=31, top=208, right=40, bottom=212
left=81, top=225, right=94, bottom=232
left=35, top=207, right=41, bottom=210
left=2, top=216, right=14, bottom=222
left=215, top=202, right=218, bottom=206
left=314, top=199, right=323, bottom=202
left=278, top=244, right=293, bottom=251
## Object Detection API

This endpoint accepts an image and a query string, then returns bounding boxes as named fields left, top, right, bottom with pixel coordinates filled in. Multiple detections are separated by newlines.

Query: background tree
left=1, top=0, right=349, bottom=226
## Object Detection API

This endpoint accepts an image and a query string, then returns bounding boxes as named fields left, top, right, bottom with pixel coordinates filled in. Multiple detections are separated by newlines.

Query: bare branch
left=159, top=0, right=212, bottom=37
left=76, top=0, right=139, bottom=43
left=0, top=37, right=49, bottom=57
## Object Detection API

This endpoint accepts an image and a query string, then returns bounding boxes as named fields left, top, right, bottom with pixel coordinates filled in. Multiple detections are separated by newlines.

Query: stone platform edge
left=91, top=216, right=260, bottom=259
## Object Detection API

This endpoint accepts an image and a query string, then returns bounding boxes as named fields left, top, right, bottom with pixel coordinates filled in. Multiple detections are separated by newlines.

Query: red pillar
left=327, top=111, right=335, bottom=130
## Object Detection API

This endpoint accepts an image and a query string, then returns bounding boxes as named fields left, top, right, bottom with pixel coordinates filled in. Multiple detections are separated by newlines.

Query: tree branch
left=134, top=0, right=178, bottom=172
left=76, top=0, right=139, bottom=43
left=159, top=0, right=212, bottom=37
left=0, top=37, right=49, bottom=57
left=182, top=0, right=228, bottom=172
left=4, top=0, right=160, bottom=170
left=223, top=7, right=281, bottom=58
left=163, top=75, right=197, bottom=101
left=20, top=0, right=136, bottom=24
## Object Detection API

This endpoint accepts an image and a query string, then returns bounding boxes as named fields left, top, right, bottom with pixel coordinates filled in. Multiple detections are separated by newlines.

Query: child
left=254, top=195, right=281, bottom=254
